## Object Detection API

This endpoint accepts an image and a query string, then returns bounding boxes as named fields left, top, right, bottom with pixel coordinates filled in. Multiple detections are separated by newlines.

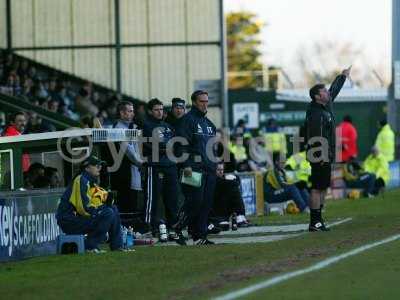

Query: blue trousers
left=345, top=173, right=376, bottom=196
left=57, top=205, right=122, bottom=250
left=182, top=172, right=216, bottom=240
left=265, top=184, right=309, bottom=211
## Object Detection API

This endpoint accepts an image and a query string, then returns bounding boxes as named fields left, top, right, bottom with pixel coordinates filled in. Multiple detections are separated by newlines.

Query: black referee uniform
left=305, top=74, right=346, bottom=188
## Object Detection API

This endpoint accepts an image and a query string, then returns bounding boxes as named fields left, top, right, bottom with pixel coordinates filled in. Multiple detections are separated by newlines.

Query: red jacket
left=336, top=121, right=358, bottom=162
left=3, top=125, right=31, bottom=172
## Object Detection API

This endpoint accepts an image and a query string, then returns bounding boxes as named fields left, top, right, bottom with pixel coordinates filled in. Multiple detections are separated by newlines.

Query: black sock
left=310, top=209, right=320, bottom=225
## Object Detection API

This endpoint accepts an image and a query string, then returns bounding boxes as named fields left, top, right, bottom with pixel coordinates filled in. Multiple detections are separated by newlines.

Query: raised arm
left=329, top=66, right=352, bottom=102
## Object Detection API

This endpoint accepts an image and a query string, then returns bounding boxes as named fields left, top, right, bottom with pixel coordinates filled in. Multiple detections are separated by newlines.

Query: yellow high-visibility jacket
left=264, top=132, right=287, bottom=154
left=285, top=151, right=311, bottom=183
left=364, top=153, right=390, bottom=184
left=229, top=143, right=248, bottom=162
left=375, top=124, right=395, bottom=162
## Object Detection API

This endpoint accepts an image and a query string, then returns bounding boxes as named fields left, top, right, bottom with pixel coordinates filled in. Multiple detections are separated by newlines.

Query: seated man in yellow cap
left=343, top=156, right=376, bottom=197
left=264, top=153, right=309, bottom=213
left=56, top=156, right=123, bottom=253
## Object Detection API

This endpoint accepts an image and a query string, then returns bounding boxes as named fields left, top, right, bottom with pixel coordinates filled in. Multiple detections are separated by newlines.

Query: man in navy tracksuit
left=179, top=90, right=217, bottom=245
left=142, top=98, right=185, bottom=245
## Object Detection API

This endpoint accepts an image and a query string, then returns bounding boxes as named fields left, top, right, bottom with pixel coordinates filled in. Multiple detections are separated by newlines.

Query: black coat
left=305, top=74, right=346, bottom=163
left=178, top=106, right=217, bottom=173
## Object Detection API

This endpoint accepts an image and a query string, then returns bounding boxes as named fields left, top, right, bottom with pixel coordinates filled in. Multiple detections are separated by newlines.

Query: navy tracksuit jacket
left=178, top=106, right=217, bottom=240
left=142, top=115, right=179, bottom=228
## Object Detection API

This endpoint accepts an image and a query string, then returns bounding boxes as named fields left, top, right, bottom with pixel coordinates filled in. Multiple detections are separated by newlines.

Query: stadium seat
left=56, top=234, right=85, bottom=254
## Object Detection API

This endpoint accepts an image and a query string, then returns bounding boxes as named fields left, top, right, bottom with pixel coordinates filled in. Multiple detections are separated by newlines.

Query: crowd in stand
left=0, top=51, right=143, bottom=131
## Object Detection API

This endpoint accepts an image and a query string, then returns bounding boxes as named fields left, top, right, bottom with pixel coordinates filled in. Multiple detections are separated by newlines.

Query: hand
left=105, top=190, right=115, bottom=206
left=342, top=65, right=352, bottom=77
left=183, top=167, right=192, bottom=177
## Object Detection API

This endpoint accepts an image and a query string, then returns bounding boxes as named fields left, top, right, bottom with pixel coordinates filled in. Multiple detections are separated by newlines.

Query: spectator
left=262, top=118, right=287, bottom=160
left=75, top=88, right=98, bottom=116
left=285, top=150, right=311, bottom=191
left=284, top=128, right=311, bottom=191
left=109, top=101, right=143, bottom=225
left=32, top=175, right=51, bottom=189
left=336, top=115, right=358, bottom=162
left=48, top=99, right=60, bottom=113
left=56, top=156, right=125, bottom=253
left=363, top=146, right=390, bottom=195
left=229, top=135, right=250, bottom=172
left=232, top=119, right=252, bottom=138
left=45, top=166, right=62, bottom=188
left=264, top=153, right=309, bottom=213
left=24, top=162, right=45, bottom=189
left=342, top=157, right=376, bottom=197
left=133, top=100, right=147, bottom=128
left=374, top=118, right=395, bottom=162
left=210, top=163, right=250, bottom=230
left=215, top=129, right=237, bottom=173
left=17, top=60, right=30, bottom=79
left=25, top=112, right=56, bottom=133
left=103, top=97, right=119, bottom=126
left=2, top=112, right=31, bottom=172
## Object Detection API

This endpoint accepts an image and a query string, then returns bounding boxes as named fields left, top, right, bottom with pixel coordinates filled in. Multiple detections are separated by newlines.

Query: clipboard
left=181, top=171, right=202, bottom=187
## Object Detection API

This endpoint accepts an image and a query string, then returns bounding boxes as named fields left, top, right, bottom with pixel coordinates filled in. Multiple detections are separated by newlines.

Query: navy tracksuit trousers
left=182, top=171, right=216, bottom=240
left=145, top=165, right=179, bottom=229
left=57, top=205, right=122, bottom=250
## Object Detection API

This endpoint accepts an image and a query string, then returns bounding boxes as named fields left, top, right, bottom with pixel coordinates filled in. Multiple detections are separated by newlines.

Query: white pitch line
left=214, top=233, right=400, bottom=300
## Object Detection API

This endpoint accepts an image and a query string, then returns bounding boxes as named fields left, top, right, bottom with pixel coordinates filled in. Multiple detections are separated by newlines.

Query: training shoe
left=237, top=215, right=251, bottom=228
left=218, top=221, right=230, bottom=231
left=115, top=248, right=136, bottom=252
left=168, top=232, right=178, bottom=241
left=86, top=248, right=107, bottom=254
left=207, top=223, right=222, bottom=234
left=194, top=238, right=215, bottom=245
left=309, top=222, right=330, bottom=232
left=175, top=232, right=187, bottom=246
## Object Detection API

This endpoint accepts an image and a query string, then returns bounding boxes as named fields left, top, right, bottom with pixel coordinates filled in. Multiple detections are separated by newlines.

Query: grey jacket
left=113, top=120, right=143, bottom=190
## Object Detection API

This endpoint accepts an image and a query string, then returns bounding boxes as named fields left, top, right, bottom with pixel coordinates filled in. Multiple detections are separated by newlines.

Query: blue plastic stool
left=57, top=234, right=85, bottom=254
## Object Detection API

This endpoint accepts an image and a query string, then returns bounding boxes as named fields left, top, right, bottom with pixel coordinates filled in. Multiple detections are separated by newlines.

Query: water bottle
left=122, top=226, right=128, bottom=248
left=159, top=223, right=168, bottom=242
left=126, top=226, right=134, bottom=248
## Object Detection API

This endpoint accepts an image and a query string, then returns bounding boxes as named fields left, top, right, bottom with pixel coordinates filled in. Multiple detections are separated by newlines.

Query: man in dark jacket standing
left=305, top=66, right=351, bottom=231
left=143, top=98, right=185, bottom=245
left=179, top=90, right=217, bottom=245
left=165, top=98, right=186, bottom=131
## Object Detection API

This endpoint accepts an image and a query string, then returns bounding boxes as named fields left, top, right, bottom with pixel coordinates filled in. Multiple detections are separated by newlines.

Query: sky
left=225, top=0, right=391, bottom=87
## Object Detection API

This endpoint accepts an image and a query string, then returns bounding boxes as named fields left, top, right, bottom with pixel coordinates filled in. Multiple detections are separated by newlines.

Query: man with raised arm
left=305, top=66, right=351, bottom=231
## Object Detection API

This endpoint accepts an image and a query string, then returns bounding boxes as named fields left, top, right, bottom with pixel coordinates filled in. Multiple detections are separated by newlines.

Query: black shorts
left=310, top=163, right=332, bottom=190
